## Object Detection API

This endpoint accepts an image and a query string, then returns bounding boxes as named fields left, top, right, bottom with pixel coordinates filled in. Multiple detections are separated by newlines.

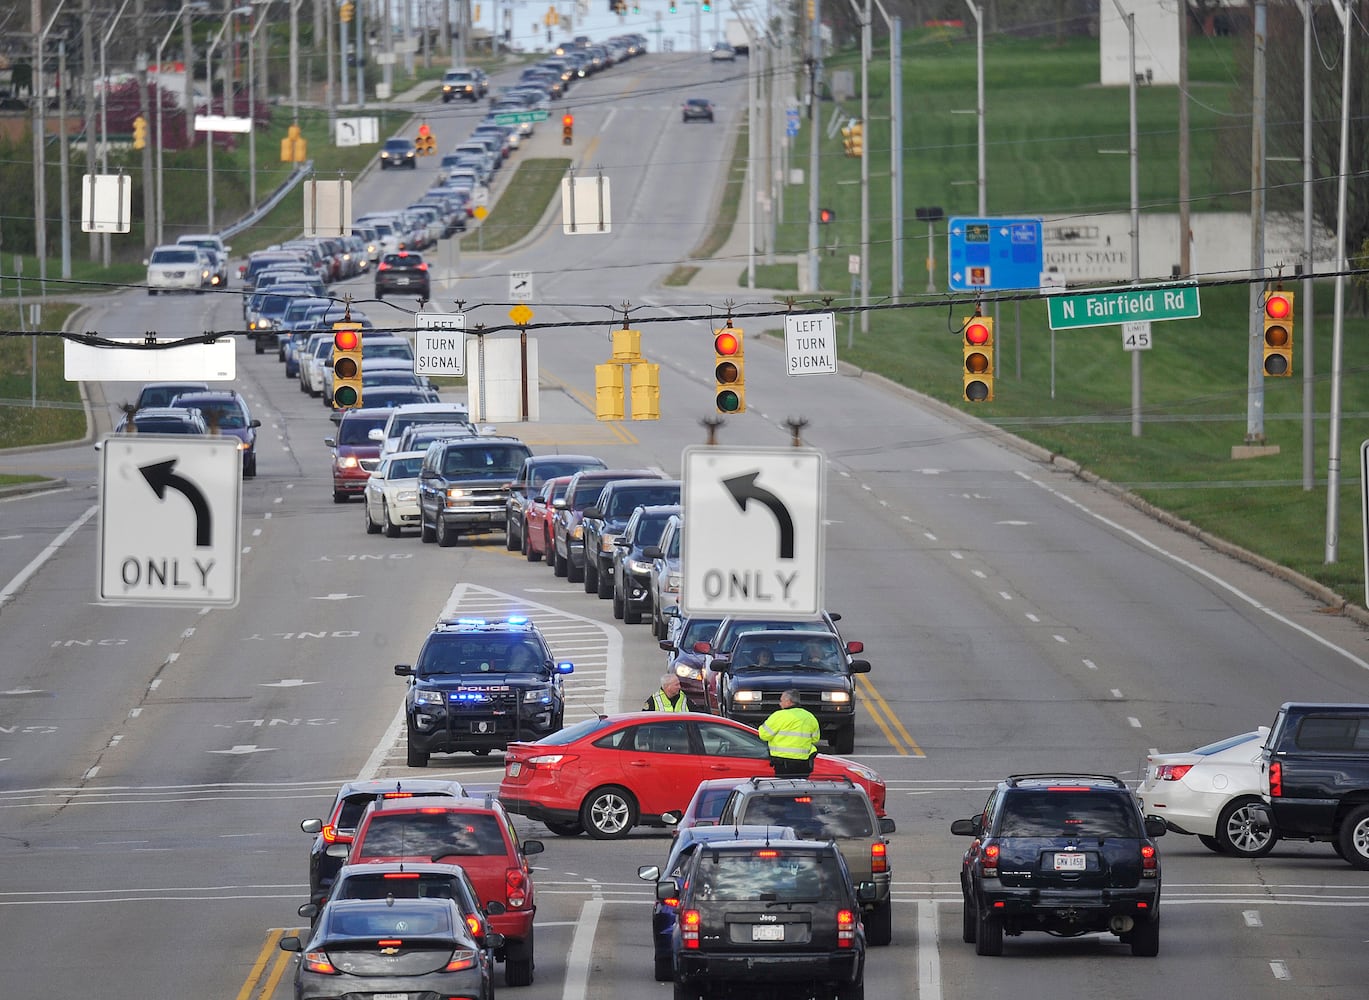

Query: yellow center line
left=856, top=675, right=925, bottom=757
left=234, top=927, right=287, bottom=1000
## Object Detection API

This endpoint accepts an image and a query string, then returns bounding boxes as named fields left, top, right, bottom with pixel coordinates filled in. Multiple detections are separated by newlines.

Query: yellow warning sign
left=509, top=304, right=534, bottom=325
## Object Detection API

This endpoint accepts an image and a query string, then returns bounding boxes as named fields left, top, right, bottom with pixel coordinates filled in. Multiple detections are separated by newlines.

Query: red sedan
left=498, top=712, right=886, bottom=840
left=522, top=475, right=572, bottom=563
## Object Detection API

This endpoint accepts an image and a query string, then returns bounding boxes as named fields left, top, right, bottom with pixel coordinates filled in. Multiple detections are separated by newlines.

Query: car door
left=616, top=719, right=707, bottom=818
left=691, top=720, right=774, bottom=781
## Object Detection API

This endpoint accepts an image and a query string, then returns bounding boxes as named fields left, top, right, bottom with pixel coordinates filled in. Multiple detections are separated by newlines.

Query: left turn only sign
left=98, top=435, right=242, bottom=607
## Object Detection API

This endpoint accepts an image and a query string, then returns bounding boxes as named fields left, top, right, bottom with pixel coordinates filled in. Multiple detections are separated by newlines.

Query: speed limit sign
left=1123, top=321, right=1152, bottom=351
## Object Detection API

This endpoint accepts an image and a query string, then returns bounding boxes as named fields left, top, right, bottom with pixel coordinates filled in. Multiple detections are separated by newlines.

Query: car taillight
left=1140, top=843, right=1157, bottom=877
left=302, top=950, right=337, bottom=975
left=506, top=867, right=529, bottom=909
left=525, top=752, right=574, bottom=769
left=836, top=909, right=857, bottom=949
left=662, top=894, right=680, bottom=908
left=1269, top=760, right=1282, bottom=797
left=980, top=843, right=999, bottom=878
left=681, top=909, right=701, bottom=949
left=871, top=841, right=888, bottom=874
left=377, top=262, right=390, bottom=271
left=321, top=824, right=352, bottom=845
left=1155, top=764, right=1193, bottom=781
left=417, top=262, right=429, bottom=271
left=465, top=913, right=484, bottom=938
left=443, top=948, right=478, bottom=972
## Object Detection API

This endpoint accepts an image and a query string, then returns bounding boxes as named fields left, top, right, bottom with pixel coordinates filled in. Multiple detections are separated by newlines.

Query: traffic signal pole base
left=1231, top=444, right=1281, bottom=461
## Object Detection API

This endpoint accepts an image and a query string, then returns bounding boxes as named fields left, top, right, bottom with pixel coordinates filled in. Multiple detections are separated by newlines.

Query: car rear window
left=357, top=811, right=508, bottom=858
left=132, top=418, right=197, bottom=434
left=693, top=850, right=845, bottom=902
left=736, top=793, right=874, bottom=839
left=1291, top=715, right=1369, bottom=751
left=441, top=445, right=530, bottom=478
left=996, top=791, right=1141, bottom=838
left=335, top=872, right=464, bottom=902
left=151, top=249, right=198, bottom=264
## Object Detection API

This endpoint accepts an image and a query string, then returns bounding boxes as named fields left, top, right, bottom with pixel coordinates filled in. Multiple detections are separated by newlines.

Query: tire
left=437, top=518, right=457, bottom=547
left=624, top=598, right=642, bottom=625
left=836, top=981, right=865, bottom=1000
left=596, top=564, right=613, bottom=599
left=505, top=515, right=520, bottom=551
left=525, top=531, right=541, bottom=562
left=1197, top=835, right=1224, bottom=853
left=333, top=490, right=348, bottom=504
left=553, top=547, right=568, bottom=578
left=503, top=926, right=534, bottom=987
left=833, top=726, right=856, bottom=756
left=1216, top=797, right=1278, bottom=858
left=1337, top=803, right=1369, bottom=869
left=654, top=954, right=673, bottom=982
left=974, top=904, right=1003, bottom=956
left=612, top=585, right=625, bottom=620
left=384, top=503, right=402, bottom=538
left=365, top=503, right=381, bottom=534
left=580, top=786, right=637, bottom=840
left=865, top=898, right=892, bottom=946
left=375, top=288, right=383, bottom=299
left=583, top=559, right=598, bottom=594
left=254, top=337, right=266, bottom=354
left=421, top=514, right=437, bottom=543
left=1128, top=915, right=1160, bottom=957
left=960, top=892, right=976, bottom=944
left=406, top=734, right=429, bottom=768
left=567, top=557, right=584, bottom=584
left=244, top=454, right=257, bottom=478
left=673, top=979, right=703, bottom=1000
left=543, top=820, right=583, bottom=837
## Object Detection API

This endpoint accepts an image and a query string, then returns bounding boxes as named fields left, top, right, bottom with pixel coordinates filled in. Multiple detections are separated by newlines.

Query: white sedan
left=1137, top=727, right=1276, bottom=858
left=363, top=451, right=426, bottom=537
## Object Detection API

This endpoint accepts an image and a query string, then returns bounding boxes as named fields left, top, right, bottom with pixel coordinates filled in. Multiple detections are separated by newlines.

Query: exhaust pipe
left=1109, top=916, right=1135, bottom=934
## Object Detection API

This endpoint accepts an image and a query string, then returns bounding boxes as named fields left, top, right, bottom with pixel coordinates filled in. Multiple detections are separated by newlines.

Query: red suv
left=334, top=794, right=545, bottom=987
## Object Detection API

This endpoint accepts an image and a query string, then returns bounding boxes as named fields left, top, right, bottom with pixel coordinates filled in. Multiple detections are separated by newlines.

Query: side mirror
left=848, top=659, right=872, bottom=675
left=661, top=811, right=682, bottom=826
left=485, top=931, right=505, bottom=949
left=483, top=900, right=507, bottom=916
left=711, top=661, right=730, bottom=675
left=951, top=817, right=981, bottom=837
left=828, top=612, right=842, bottom=622
left=879, top=816, right=897, bottom=835
left=658, top=640, right=675, bottom=653
left=521, top=839, right=545, bottom=856
left=325, top=843, right=348, bottom=858
left=664, top=606, right=682, bottom=619
left=250, top=419, right=262, bottom=429
left=368, top=428, right=385, bottom=441
left=855, top=881, right=878, bottom=904
left=300, top=818, right=323, bottom=834
left=279, top=936, right=302, bottom=953
left=642, top=545, right=663, bottom=559
left=656, top=881, right=680, bottom=902
left=1144, top=816, right=1168, bottom=838
left=638, top=864, right=661, bottom=881
left=324, top=437, right=336, bottom=448
left=297, top=902, right=319, bottom=919
left=394, top=663, right=414, bottom=676
left=583, top=506, right=602, bottom=519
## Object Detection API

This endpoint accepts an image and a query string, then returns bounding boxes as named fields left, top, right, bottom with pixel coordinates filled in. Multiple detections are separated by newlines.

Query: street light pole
left=247, top=3, right=274, bottom=206
left=205, top=8, right=249, bottom=233
left=154, top=3, right=200, bottom=245
left=99, top=0, right=134, bottom=266
left=33, top=0, right=72, bottom=296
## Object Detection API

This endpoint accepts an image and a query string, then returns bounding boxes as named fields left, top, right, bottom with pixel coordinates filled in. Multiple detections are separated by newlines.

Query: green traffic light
left=716, top=390, right=740, bottom=413
left=334, top=386, right=359, bottom=407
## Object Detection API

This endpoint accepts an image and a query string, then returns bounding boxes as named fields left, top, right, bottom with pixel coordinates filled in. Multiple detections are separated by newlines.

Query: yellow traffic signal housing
left=281, top=123, right=307, bottom=163
left=962, top=315, right=993, bottom=402
left=630, top=362, right=660, bottom=420
left=595, top=363, right=625, bottom=420
left=612, top=328, right=642, bottom=361
left=132, top=115, right=147, bottom=150
left=331, top=323, right=364, bottom=409
left=714, top=325, right=745, bottom=414
left=841, top=123, right=853, bottom=156
left=562, top=114, right=573, bottom=146
left=849, top=121, right=864, bottom=157
left=1262, top=289, right=1293, bottom=377
left=340, top=1, right=355, bottom=21
left=416, top=124, right=435, bottom=155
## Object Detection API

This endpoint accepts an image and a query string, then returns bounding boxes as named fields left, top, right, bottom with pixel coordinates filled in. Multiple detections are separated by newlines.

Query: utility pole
left=805, top=0, right=822, bottom=293
left=1244, top=0, right=1267, bottom=446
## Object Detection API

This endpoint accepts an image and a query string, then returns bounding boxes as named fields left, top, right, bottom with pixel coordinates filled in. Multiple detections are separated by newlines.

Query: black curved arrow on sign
left=140, top=459, right=212, bottom=547
left=723, top=471, right=795, bottom=559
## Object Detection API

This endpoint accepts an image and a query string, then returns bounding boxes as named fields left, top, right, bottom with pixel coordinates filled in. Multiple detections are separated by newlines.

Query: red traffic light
left=417, top=123, right=431, bottom=138
left=334, top=328, right=360, bottom=351
left=964, top=320, right=991, bottom=347
left=819, top=207, right=834, bottom=224
left=714, top=331, right=740, bottom=356
left=1264, top=293, right=1292, bottom=321
left=562, top=114, right=574, bottom=127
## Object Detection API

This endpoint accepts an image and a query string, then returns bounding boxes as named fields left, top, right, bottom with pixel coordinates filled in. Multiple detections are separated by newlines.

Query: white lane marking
left=1111, top=689, right=1124, bottom=699
left=1128, top=717, right=1142, bottom=728
left=1025, top=613, right=1039, bottom=622
left=1053, top=634, right=1068, bottom=644
left=972, top=569, right=986, bottom=579
left=1083, top=658, right=1099, bottom=670
left=1269, top=960, right=1291, bottom=980
left=951, top=551, right=963, bottom=560
left=1243, top=910, right=1262, bottom=927
left=0, top=504, right=96, bottom=609
left=562, top=898, right=605, bottom=1000
left=918, top=900, right=942, bottom=1000
left=999, top=592, right=1013, bottom=600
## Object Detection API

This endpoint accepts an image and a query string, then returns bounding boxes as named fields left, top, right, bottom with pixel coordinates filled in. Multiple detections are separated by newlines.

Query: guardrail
left=218, top=160, right=315, bottom=241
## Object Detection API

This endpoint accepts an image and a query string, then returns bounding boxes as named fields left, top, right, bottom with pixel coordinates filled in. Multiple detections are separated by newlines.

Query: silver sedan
left=363, top=451, right=427, bottom=537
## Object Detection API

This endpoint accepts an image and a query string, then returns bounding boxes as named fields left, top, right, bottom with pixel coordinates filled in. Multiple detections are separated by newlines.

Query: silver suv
left=441, top=67, right=488, bottom=102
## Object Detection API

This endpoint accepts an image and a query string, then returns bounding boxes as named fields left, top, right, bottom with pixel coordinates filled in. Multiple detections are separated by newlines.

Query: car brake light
left=525, top=752, right=574, bottom=768
left=662, top=894, right=680, bottom=908
left=506, top=867, right=529, bottom=909
left=466, top=913, right=483, bottom=938
left=1269, top=760, right=1282, bottom=797
left=443, top=948, right=478, bottom=972
left=382, top=872, right=420, bottom=880
left=417, top=262, right=429, bottom=271
left=377, top=262, right=390, bottom=271
left=981, top=843, right=999, bottom=877
left=302, top=950, right=337, bottom=975
left=755, top=850, right=778, bottom=858
left=1140, top=843, right=1157, bottom=876
left=871, top=841, right=888, bottom=874
left=836, top=909, right=857, bottom=949
left=681, top=909, right=701, bottom=949
left=382, top=792, right=415, bottom=799
left=1046, top=786, right=1092, bottom=792
left=1155, top=764, right=1192, bottom=781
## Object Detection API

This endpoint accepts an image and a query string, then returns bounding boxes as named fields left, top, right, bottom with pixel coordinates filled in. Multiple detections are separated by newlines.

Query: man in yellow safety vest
left=643, top=673, right=689, bottom=712
left=758, top=689, right=821, bottom=775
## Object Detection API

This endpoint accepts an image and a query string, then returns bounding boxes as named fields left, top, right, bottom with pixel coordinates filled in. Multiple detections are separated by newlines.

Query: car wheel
left=612, top=585, right=625, bottom=620
left=865, top=898, right=892, bottom=946
left=254, top=337, right=266, bottom=354
left=580, top=785, right=637, bottom=840
left=375, top=288, right=383, bottom=299
left=651, top=604, right=664, bottom=639
left=244, top=454, right=257, bottom=478
left=525, top=529, right=541, bottom=562
left=420, top=513, right=437, bottom=543
left=567, top=557, right=584, bottom=584
left=1128, top=914, right=1160, bottom=957
left=333, top=490, right=348, bottom=504
left=553, top=547, right=568, bottom=578
left=504, top=926, right=534, bottom=987
left=1197, top=835, right=1224, bottom=853
left=543, top=820, right=584, bottom=837
left=1216, top=796, right=1278, bottom=858
left=406, top=733, right=429, bottom=767
left=624, top=598, right=642, bottom=626
left=833, top=726, right=856, bottom=756
left=654, top=954, right=673, bottom=982
left=960, top=889, right=976, bottom=943
left=1337, top=803, right=1369, bottom=869
left=365, top=502, right=381, bottom=534
left=596, top=566, right=613, bottom=600
left=506, top=515, right=520, bottom=551
left=974, top=902, right=1003, bottom=956
left=437, top=518, right=457, bottom=547
left=835, top=980, right=865, bottom=1000
left=384, top=503, right=402, bottom=538
left=583, top=560, right=598, bottom=594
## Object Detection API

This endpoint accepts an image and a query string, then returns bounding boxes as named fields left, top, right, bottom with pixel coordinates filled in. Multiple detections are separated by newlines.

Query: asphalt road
left=2, top=50, right=1369, bottom=1000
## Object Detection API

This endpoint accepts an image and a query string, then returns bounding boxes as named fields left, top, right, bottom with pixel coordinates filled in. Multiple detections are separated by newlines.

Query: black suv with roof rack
left=395, top=617, right=573, bottom=766
left=951, top=773, right=1167, bottom=957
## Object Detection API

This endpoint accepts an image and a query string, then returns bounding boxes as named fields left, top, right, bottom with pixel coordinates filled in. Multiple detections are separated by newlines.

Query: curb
left=0, top=478, right=69, bottom=499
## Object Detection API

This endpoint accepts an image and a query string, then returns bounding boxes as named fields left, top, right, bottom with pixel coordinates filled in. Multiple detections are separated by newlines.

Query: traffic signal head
left=1262, top=289, right=1293, bottom=377
left=331, top=323, right=364, bottom=409
left=562, top=113, right=573, bottom=145
left=132, top=115, right=147, bottom=150
left=416, top=123, right=434, bottom=154
left=850, top=121, right=863, bottom=157
left=702, top=0, right=710, bottom=9
left=819, top=207, right=834, bottom=224
left=713, top=326, right=745, bottom=414
left=962, top=315, right=993, bottom=402
left=669, top=0, right=676, bottom=10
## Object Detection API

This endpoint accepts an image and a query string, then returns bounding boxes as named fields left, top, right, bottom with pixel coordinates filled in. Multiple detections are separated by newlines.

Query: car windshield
left=441, top=445, right=527, bottom=479
left=179, top=401, right=246, bottom=428
left=384, top=140, right=411, bottom=151
left=337, top=416, right=388, bottom=445
left=138, top=385, right=204, bottom=407
left=357, top=811, right=508, bottom=859
left=996, top=791, right=1142, bottom=838
left=737, top=793, right=874, bottom=838
left=633, top=514, right=671, bottom=546
left=335, top=872, right=465, bottom=902
left=418, top=636, right=546, bottom=676
left=681, top=619, right=722, bottom=647
left=151, top=249, right=198, bottom=264
left=364, top=343, right=415, bottom=361
left=607, top=487, right=679, bottom=518
left=387, top=457, right=424, bottom=478
left=692, top=851, right=845, bottom=902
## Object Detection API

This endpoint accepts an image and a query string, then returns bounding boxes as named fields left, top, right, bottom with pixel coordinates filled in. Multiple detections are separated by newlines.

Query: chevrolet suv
left=549, top=468, right=665, bottom=581
left=951, top=773, right=1166, bottom=957
left=395, top=616, right=573, bottom=765
left=580, top=478, right=681, bottom=599
left=660, top=837, right=871, bottom=998
left=334, top=793, right=544, bottom=987
left=718, top=776, right=896, bottom=946
left=417, top=436, right=533, bottom=546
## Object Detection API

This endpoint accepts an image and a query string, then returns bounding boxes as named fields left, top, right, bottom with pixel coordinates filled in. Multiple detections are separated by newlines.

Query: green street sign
left=1046, top=283, right=1201, bottom=331
left=491, top=110, right=549, bottom=125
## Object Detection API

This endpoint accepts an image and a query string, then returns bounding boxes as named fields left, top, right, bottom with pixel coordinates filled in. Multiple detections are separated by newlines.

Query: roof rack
left=1005, top=773, right=1127, bottom=789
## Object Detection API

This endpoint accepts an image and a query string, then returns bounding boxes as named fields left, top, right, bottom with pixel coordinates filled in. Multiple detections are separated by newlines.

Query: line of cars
left=104, top=380, right=261, bottom=476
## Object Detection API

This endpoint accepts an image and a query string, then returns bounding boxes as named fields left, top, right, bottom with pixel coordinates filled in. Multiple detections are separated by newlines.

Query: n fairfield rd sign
left=1047, top=282, right=1201, bottom=331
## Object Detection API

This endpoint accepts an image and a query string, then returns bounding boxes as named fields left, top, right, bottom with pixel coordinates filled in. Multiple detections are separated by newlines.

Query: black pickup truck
left=1259, top=702, right=1369, bottom=869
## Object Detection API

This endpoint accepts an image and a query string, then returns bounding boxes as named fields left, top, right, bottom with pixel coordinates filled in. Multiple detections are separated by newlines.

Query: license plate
left=508, top=762, right=522, bottom=777
left=471, top=720, right=495, bottom=734
left=396, top=276, right=410, bottom=284
left=752, top=924, right=784, bottom=941
left=1053, top=852, right=1087, bottom=872
left=374, top=994, right=408, bottom=1000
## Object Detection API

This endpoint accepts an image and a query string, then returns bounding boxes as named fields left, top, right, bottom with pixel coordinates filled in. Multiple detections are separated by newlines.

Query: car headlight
left=599, top=535, right=617, bottom=553
left=337, top=456, right=359, bottom=469
left=237, top=439, right=250, bottom=451
left=733, top=690, right=763, bottom=703
left=414, top=690, right=445, bottom=706
left=396, top=490, right=417, bottom=503
left=628, top=558, right=652, bottom=574
left=822, top=691, right=851, bottom=703
left=666, top=573, right=681, bottom=593
left=446, top=487, right=468, bottom=500
left=523, top=687, right=554, bottom=704
left=570, top=525, right=583, bottom=540
left=674, top=664, right=702, bottom=680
